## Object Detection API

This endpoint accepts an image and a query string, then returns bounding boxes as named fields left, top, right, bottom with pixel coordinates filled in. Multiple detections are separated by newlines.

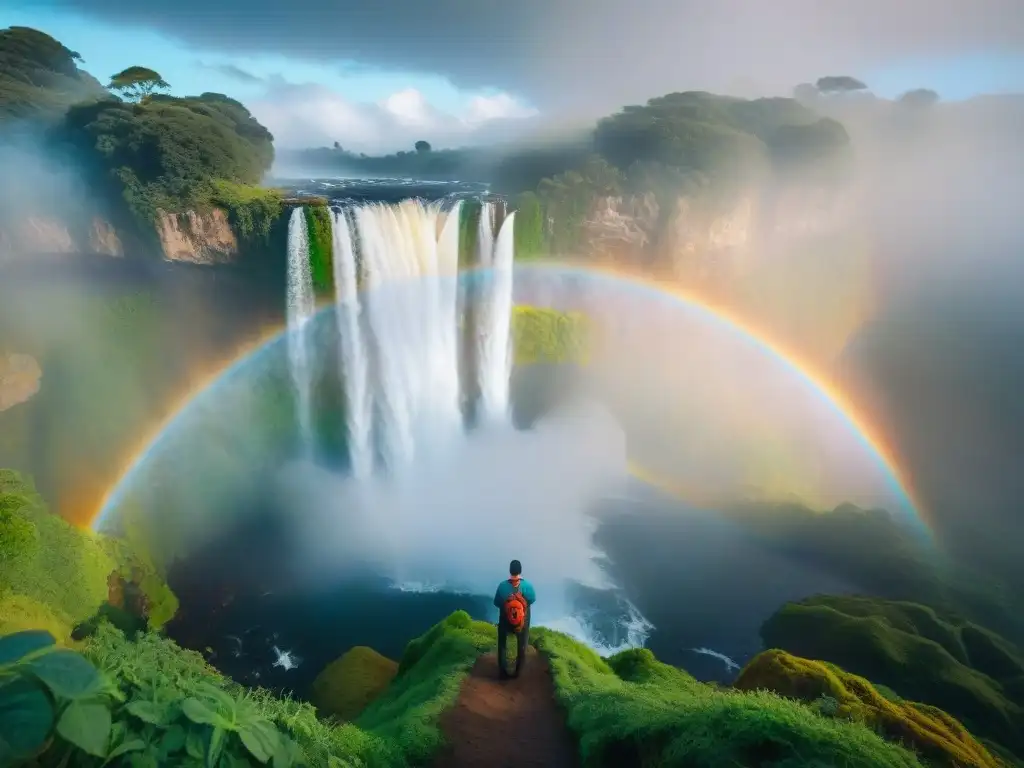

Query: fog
left=276, top=398, right=629, bottom=627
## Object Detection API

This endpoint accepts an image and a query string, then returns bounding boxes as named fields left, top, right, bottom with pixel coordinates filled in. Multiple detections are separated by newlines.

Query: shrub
left=312, top=646, right=398, bottom=722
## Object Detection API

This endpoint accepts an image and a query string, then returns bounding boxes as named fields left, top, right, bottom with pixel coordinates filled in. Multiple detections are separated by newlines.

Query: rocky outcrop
left=0, top=353, right=41, bottom=412
left=0, top=215, right=124, bottom=259
left=155, top=208, right=238, bottom=264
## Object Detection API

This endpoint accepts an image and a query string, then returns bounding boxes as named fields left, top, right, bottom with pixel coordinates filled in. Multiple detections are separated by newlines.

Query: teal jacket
left=493, top=578, right=536, bottom=621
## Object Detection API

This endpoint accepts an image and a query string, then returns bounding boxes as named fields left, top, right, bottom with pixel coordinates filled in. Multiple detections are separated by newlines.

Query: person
left=493, top=559, right=536, bottom=679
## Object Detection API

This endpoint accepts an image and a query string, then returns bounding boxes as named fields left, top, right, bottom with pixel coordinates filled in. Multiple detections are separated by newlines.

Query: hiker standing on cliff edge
left=493, top=559, right=536, bottom=680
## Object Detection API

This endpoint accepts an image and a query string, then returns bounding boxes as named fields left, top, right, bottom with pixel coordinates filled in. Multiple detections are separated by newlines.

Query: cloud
left=247, top=78, right=540, bottom=151
left=35, top=0, right=1024, bottom=115
left=196, top=61, right=263, bottom=83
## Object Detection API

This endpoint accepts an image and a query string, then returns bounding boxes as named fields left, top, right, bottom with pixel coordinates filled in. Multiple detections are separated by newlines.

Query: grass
left=761, top=595, right=1024, bottom=756
left=312, top=646, right=399, bottom=722
left=79, top=610, right=497, bottom=767
left=207, top=179, right=284, bottom=241
left=532, top=627, right=927, bottom=768
left=735, top=649, right=1002, bottom=768
left=304, top=203, right=334, bottom=295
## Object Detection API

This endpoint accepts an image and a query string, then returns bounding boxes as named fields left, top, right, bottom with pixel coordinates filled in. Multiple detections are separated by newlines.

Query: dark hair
left=509, top=559, right=522, bottom=576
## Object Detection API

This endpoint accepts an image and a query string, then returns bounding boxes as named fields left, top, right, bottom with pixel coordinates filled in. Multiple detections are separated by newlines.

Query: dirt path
left=434, top=648, right=580, bottom=768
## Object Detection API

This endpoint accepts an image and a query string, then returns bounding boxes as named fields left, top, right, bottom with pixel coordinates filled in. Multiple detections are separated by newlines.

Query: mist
left=275, top=397, right=629, bottom=626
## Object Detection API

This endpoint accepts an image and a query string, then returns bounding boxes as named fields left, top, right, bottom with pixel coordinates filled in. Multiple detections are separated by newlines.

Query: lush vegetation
left=304, top=204, right=334, bottom=294
left=311, top=646, right=399, bottom=722
left=735, top=649, right=1001, bottom=768
left=1, top=26, right=276, bottom=242
left=511, top=306, right=590, bottom=365
left=0, top=469, right=176, bottom=642
left=532, top=628, right=928, bottom=767
left=760, top=595, right=1024, bottom=761
left=0, top=26, right=105, bottom=124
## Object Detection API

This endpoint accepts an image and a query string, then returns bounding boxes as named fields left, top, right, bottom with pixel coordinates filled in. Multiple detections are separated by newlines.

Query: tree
left=333, top=141, right=342, bottom=150
left=815, top=75, right=868, bottom=95
left=415, top=140, right=432, bottom=153
left=107, top=66, right=169, bottom=103
left=898, top=88, right=940, bottom=109
left=792, top=83, right=819, bottom=103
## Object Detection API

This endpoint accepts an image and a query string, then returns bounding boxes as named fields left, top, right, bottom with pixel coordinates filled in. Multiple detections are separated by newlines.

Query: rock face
left=0, top=353, right=41, bottom=412
left=0, top=215, right=124, bottom=259
left=156, top=209, right=238, bottom=264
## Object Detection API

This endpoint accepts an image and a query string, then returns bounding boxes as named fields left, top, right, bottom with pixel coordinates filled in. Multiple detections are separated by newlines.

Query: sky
left=3, top=0, right=1024, bottom=151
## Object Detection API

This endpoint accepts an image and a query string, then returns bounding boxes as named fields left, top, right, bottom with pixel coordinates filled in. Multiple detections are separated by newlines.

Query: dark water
left=273, top=177, right=492, bottom=206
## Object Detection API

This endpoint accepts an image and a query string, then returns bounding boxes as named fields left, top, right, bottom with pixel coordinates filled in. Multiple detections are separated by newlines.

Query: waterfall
left=476, top=207, right=516, bottom=421
left=348, top=200, right=465, bottom=471
left=331, top=208, right=372, bottom=478
left=285, top=207, right=316, bottom=452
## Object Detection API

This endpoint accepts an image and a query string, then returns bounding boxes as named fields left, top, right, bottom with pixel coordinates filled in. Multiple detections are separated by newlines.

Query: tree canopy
left=898, top=88, right=940, bottom=108
left=0, top=26, right=105, bottom=123
left=414, top=139, right=431, bottom=152
left=107, top=65, right=169, bottom=103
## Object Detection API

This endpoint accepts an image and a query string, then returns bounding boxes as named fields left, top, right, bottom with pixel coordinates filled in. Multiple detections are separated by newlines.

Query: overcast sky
left=4, top=0, right=1024, bottom=151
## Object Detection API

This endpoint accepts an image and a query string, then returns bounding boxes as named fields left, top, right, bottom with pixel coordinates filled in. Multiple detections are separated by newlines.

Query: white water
left=285, top=207, right=316, bottom=452
left=330, top=208, right=372, bottom=477
left=289, top=198, right=652, bottom=656
left=476, top=210, right=516, bottom=422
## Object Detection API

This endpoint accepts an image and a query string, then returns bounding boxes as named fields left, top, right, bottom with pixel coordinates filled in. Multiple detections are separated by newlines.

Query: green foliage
left=207, top=179, right=283, bottom=241
left=107, top=66, right=170, bottom=103
left=512, top=191, right=546, bottom=259
left=532, top=626, right=925, bottom=767
left=304, top=204, right=334, bottom=294
left=761, top=595, right=1024, bottom=759
left=54, top=91, right=274, bottom=223
left=311, top=647, right=398, bottom=722
left=0, top=630, right=111, bottom=764
left=0, top=593, right=74, bottom=644
left=735, top=649, right=1001, bottom=768
left=0, top=469, right=115, bottom=627
left=414, top=140, right=431, bottom=153
left=0, top=26, right=106, bottom=125
left=512, top=306, right=590, bottom=365
left=537, top=155, right=624, bottom=254
left=458, top=199, right=483, bottom=267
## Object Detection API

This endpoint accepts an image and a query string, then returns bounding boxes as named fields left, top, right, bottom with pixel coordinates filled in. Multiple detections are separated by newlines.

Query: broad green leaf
left=160, top=723, right=187, bottom=755
left=0, top=677, right=54, bottom=762
left=237, top=719, right=280, bottom=763
left=104, top=737, right=146, bottom=764
left=128, top=750, right=161, bottom=768
left=26, top=649, right=104, bottom=699
left=274, top=738, right=301, bottom=768
left=183, top=697, right=221, bottom=725
left=57, top=699, right=112, bottom=757
left=127, top=699, right=168, bottom=725
left=0, top=630, right=56, bottom=665
left=185, top=727, right=206, bottom=759
left=206, top=726, right=226, bottom=768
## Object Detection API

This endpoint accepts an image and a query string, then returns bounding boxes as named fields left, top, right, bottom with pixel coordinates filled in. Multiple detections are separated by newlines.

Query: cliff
left=0, top=352, right=41, bottom=412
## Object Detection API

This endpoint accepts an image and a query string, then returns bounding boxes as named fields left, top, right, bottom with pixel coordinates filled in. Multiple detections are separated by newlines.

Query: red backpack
left=503, top=580, right=528, bottom=631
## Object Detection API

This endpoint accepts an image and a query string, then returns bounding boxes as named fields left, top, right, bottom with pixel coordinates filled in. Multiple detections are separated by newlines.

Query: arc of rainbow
left=92, top=262, right=927, bottom=536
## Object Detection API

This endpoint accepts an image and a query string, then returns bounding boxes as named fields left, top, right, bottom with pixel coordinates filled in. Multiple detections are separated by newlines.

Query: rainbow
left=91, top=263, right=927, bottom=534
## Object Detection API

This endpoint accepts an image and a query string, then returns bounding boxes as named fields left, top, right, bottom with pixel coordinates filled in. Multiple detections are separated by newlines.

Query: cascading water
left=330, top=208, right=372, bottom=478
left=337, top=200, right=464, bottom=471
left=285, top=207, right=316, bottom=452
left=476, top=211, right=516, bottom=422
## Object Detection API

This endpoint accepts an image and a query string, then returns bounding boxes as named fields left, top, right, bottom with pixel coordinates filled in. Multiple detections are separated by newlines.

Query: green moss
left=512, top=306, right=590, bottom=364
left=312, top=646, right=399, bottom=721
left=0, top=593, right=73, bottom=644
left=761, top=595, right=1024, bottom=757
left=532, top=626, right=925, bottom=768
left=0, top=469, right=114, bottom=624
left=735, top=649, right=1001, bottom=768
left=207, top=179, right=283, bottom=241
left=513, top=191, right=546, bottom=259
left=304, top=203, right=334, bottom=294
left=459, top=199, right=483, bottom=267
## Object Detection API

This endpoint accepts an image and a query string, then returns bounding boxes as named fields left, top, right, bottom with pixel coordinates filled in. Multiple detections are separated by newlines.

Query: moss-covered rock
left=760, top=595, right=1024, bottom=758
left=312, top=646, right=399, bottom=721
left=735, top=649, right=1001, bottom=768
left=304, top=203, right=334, bottom=295
left=0, top=592, right=73, bottom=643
left=512, top=306, right=590, bottom=365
